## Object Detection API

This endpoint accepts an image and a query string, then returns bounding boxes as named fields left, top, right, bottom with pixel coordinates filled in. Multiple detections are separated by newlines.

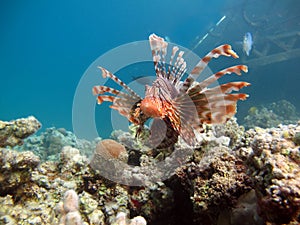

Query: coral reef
left=170, top=145, right=253, bottom=225
left=243, top=100, right=299, bottom=129
left=0, top=116, right=300, bottom=224
left=0, top=148, right=40, bottom=195
left=241, top=123, right=300, bottom=224
left=229, top=189, right=263, bottom=225
left=212, top=117, right=245, bottom=148
left=0, top=142, right=172, bottom=224
left=112, top=212, right=146, bottom=225
left=55, top=189, right=82, bottom=225
left=0, top=116, right=41, bottom=147
left=14, top=127, right=101, bottom=161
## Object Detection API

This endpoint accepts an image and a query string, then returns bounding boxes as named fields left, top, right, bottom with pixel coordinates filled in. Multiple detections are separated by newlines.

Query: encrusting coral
left=0, top=116, right=300, bottom=224
left=92, top=139, right=129, bottom=162
left=243, top=123, right=300, bottom=224
left=243, top=100, right=299, bottom=129
left=0, top=148, right=40, bottom=195
left=0, top=116, right=41, bottom=147
left=13, top=127, right=101, bottom=161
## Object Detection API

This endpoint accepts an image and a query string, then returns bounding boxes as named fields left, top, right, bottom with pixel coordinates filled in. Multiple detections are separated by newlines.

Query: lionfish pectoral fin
left=147, top=118, right=179, bottom=149
left=180, top=45, right=243, bottom=94
left=93, top=67, right=143, bottom=124
left=148, top=118, right=168, bottom=147
left=171, top=94, right=201, bottom=146
left=197, top=92, right=249, bottom=124
left=149, top=34, right=187, bottom=86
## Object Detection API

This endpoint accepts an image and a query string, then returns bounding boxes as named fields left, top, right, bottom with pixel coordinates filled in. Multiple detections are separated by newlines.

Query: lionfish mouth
left=93, top=34, right=250, bottom=148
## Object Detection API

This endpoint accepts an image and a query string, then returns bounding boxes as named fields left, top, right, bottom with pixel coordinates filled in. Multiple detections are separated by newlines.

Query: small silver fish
left=164, top=36, right=171, bottom=43
left=243, top=32, right=253, bottom=56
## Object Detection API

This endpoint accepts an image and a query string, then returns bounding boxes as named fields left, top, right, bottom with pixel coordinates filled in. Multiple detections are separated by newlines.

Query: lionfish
left=93, top=34, right=250, bottom=148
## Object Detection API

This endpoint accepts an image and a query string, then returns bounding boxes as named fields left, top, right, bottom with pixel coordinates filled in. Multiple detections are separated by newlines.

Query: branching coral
left=56, top=190, right=82, bottom=225
left=112, top=212, right=146, bottom=225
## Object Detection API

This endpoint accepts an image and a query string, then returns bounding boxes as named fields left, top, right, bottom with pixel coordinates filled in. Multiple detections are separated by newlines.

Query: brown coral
left=0, top=116, right=41, bottom=147
left=94, top=139, right=128, bottom=161
left=0, top=148, right=40, bottom=195
left=245, top=124, right=300, bottom=224
left=172, top=146, right=253, bottom=225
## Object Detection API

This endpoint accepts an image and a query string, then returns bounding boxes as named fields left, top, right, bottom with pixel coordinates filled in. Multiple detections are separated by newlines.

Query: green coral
left=293, top=132, right=300, bottom=145
left=243, top=100, right=299, bottom=129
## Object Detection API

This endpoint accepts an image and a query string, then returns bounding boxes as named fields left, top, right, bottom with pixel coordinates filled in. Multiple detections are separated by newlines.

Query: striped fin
left=98, top=67, right=141, bottom=99
left=180, top=44, right=240, bottom=93
left=183, top=74, right=249, bottom=125
left=99, top=95, right=141, bottom=124
left=94, top=68, right=142, bottom=124
left=94, top=86, right=139, bottom=107
left=147, top=118, right=179, bottom=149
left=149, top=34, right=187, bottom=86
left=172, top=51, right=187, bottom=86
left=204, top=82, right=251, bottom=95
left=198, top=65, right=248, bottom=91
left=167, top=46, right=179, bottom=80
left=172, top=93, right=200, bottom=146
left=93, top=85, right=121, bottom=96
left=96, top=95, right=116, bottom=104
left=149, top=34, right=168, bottom=78
left=93, top=85, right=138, bottom=100
left=191, top=91, right=249, bottom=124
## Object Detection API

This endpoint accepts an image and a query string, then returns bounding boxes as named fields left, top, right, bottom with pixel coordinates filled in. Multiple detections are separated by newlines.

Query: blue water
left=1, top=0, right=299, bottom=139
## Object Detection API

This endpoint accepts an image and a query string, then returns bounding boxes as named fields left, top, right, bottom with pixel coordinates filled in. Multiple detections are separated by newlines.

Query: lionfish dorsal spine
left=167, top=46, right=179, bottom=80
left=172, top=50, right=187, bottom=85
left=149, top=34, right=168, bottom=78
left=149, top=34, right=188, bottom=87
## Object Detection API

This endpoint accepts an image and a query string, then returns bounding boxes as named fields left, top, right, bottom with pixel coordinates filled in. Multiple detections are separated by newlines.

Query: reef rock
left=14, top=127, right=101, bottom=161
left=1, top=115, right=300, bottom=225
left=171, top=145, right=253, bottom=225
left=55, top=189, right=83, bottom=225
left=245, top=123, right=300, bottom=224
left=243, top=100, right=299, bottom=129
left=0, top=116, right=41, bottom=147
left=112, top=212, right=147, bottom=225
left=0, top=148, right=40, bottom=195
